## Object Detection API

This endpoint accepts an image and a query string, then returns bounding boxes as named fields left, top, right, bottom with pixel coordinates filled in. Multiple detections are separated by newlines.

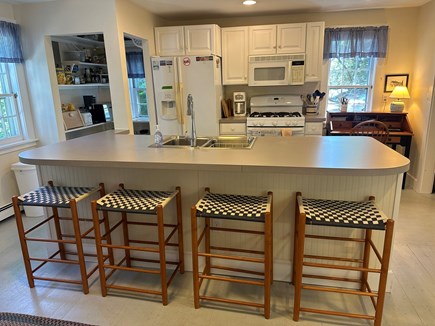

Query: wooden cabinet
left=155, top=24, right=221, bottom=56
left=305, top=22, right=325, bottom=82
left=154, top=26, right=185, bottom=56
left=277, top=23, right=306, bottom=54
left=248, top=23, right=306, bottom=55
left=222, top=27, right=249, bottom=85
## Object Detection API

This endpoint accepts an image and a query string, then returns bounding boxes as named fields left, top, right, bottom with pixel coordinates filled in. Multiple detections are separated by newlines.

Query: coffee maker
left=233, top=92, right=247, bottom=117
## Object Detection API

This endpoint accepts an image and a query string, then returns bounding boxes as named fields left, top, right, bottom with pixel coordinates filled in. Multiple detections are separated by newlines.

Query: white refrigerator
left=151, top=55, right=223, bottom=137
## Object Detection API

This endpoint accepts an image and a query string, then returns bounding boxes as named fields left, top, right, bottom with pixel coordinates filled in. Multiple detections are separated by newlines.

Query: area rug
left=0, top=313, right=95, bottom=326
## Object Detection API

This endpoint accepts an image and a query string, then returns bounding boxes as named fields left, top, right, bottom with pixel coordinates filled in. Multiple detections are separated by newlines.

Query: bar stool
left=191, top=188, right=273, bottom=318
left=292, top=192, right=395, bottom=325
left=91, top=184, right=184, bottom=305
left=12, top=181, right=108, bottom=294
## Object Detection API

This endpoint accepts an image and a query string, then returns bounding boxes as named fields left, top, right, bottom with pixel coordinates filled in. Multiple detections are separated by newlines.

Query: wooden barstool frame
left=12, top=181, right=110, bottom=294
left=91, top=184, right=184, bottom=305
left=191, top=188, right=273, bottom=319
left=292, top=192, right=395, bottom=325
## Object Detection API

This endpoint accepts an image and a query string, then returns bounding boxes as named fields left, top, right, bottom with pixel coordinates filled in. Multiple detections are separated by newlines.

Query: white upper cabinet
left=305, top=22, right=325, bottom=82
left=248, top=25, right=277, bottom=55
left=249, top=23, right=306, bottom=55
left=222, top=27, right=249, bottom=85
left=154, top=26, right=185, bottom=56
left=277, top=23, right=306, bottom=54
left=155, top=24, right=221, bottom=56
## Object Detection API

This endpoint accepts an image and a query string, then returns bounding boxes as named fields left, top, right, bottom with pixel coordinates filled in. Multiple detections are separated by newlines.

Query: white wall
left=407, top=0, right=435, bottom=193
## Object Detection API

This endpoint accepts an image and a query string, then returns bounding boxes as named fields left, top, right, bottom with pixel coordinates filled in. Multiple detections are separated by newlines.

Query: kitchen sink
left=202, top=136, right=256, bottom=149
left=149, top=135, right=256, bottom=149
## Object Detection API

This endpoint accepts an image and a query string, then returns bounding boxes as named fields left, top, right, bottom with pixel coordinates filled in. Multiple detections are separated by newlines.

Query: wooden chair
left=350, top=119, right=390, bottom=144
left=191, top=188, right=273, bottom=318
left=12, top=181, right=109, bottom=294
left=91, top=184, right=184, bottom=305
left=292, top=192, right=394, bottom=325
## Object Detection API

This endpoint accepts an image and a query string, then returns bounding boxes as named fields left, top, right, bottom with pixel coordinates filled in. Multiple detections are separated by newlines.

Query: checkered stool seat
left=95, top=188, right=177, bottom=214
left=18, top=185, right=99, bottom=208
left=195, top=192, right=271, bottom=222
left=299, top=196, right=388, bottom=230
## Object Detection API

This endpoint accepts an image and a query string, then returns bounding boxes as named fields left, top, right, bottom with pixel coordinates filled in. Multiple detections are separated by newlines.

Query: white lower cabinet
left=305, top=121, right=324, bottom=136
left=219, top=122, right=247, bottom=135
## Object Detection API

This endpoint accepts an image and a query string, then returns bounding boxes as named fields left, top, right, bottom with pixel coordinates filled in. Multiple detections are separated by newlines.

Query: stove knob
left=291, top=121, right=298, bottom=126
left=259, top=122, right=264, bottom=126
left=285, top=121, right=291, bottom=126
left=253, top=121, right=258, bottom=126
left=272, top=121, right=278, bottom=126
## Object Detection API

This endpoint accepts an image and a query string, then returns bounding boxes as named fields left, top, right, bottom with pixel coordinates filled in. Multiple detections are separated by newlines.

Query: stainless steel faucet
left=186, top=94, right=196, bottom=147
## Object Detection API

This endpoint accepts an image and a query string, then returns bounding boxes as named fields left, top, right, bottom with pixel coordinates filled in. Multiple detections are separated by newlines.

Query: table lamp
left=389, top=86, right=410, bottom=112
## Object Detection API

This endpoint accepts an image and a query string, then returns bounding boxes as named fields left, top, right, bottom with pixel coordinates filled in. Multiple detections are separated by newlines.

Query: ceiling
left=1, top=0, right=431, bottom=20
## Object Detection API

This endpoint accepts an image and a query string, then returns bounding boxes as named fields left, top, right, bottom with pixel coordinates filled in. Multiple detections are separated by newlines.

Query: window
left=327, top=56, right=376, bottom=112
left=128, top=77, right=148, bottom=119
left=323, top=26, right=388, bottom=113
left=0, top=62, right=25, bottom=145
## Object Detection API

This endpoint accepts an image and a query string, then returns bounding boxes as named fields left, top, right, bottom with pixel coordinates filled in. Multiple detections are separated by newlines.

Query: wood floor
left=0, top=189, right=434, bottom=325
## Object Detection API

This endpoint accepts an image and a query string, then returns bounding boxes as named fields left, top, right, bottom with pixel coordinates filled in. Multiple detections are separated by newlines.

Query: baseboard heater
left=0, top=202, right=14, bottom=222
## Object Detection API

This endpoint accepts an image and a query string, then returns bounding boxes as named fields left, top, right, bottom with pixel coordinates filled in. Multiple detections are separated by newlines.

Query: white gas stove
left=247, top=95, right=305, bottom=136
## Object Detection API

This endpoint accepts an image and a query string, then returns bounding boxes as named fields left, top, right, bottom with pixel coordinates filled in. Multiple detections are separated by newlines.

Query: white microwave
left=248, top=54, right=305, bottom=86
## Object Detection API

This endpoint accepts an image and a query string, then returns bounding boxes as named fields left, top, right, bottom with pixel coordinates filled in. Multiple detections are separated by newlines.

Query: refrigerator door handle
left=175, top=57, right=184, bottom=127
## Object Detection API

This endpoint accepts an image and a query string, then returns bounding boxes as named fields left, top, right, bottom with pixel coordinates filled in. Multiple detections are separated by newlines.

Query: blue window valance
left=323, top=26, right=388, bottom=59
left=0, top=21, right=24, bottom=63
left=126, top=51, right=145, bottom=79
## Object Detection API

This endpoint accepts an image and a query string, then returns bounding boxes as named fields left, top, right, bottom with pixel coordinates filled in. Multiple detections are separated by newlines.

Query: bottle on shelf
left=154, top=125, right=163, bottom=147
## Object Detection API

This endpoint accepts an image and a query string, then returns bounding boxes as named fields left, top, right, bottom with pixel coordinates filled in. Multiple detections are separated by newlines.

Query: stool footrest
left=106, top=284, right=162, bottom=296
left=103, top=264, right=161, bottom=275
left=303, top=261, right=381, bottom=273
left=299, top=307, right=375, bottom=321
left=199, top=252, right=264, bottom=264
left=211, top=264, right=264, bottom=277
left=302, top=284, right=377, bottom=297
left=303, top=273, right=361, bottom=284
left=211, top=245, right=264, bottom=255
left=200, top=274, right=264, bottom=286
left=200, top=295, right=264, bottom=308
left=33, top=276, right=83, bottom=285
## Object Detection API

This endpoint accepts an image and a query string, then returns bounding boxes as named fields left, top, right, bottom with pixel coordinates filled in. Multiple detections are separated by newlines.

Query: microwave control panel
left=290, top=60, right=305, bottom=85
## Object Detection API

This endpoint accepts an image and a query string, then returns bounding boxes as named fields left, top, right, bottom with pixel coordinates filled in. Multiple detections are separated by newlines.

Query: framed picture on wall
left=384, top=74, right=409, bottom=92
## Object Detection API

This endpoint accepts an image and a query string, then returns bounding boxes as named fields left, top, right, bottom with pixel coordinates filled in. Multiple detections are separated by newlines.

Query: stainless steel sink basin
left=149, top=135, right=256, bottom=149
left=202, top=136, right=256, bottom=149
left=149, top=136, right=210, bottom=148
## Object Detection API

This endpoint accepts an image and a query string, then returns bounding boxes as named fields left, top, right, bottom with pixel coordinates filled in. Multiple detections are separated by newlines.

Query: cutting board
left=63, top=111, right=84, bottom=130
left=221, top=99, right=230, bottom=118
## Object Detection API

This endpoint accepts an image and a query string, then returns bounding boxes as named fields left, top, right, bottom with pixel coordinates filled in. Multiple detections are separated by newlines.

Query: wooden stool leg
left=70, top=199, right=88, bottom=294
left=191, top=206, right=200, bottom=309
left=98, top=183, right=114, bottom=265
left=268, top=191, right=273, bottom=284
left=175, top=186, right=184, bottom=273
left=121, top=211, right=131, bottom=267
left=374, top=219, right=395, bottom=326
left=361, top=228, right=372, bottom=292
left=92, top=201, right=108, bottom=297
left=292, top=195, right=299, bottom=285
left=205, top=217, right=211, bottom=275
left=293, top=209, right=306, bottom=321
left=12, top=196, right=35, bottom=288
left=264, top=211, right=272, bottom=319
left=157, top=205, right=168, bottom=305
left=52, top=206, right=66, bottom=260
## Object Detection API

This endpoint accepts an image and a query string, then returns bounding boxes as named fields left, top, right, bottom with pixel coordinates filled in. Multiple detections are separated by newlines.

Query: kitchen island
left=19, top=131, right=409, bottom=282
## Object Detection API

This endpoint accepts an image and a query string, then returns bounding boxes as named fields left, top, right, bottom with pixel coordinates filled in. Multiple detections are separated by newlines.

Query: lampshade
left=389, top=86, right=410, bottom=112
left=389, top=86, right=410, bottom=100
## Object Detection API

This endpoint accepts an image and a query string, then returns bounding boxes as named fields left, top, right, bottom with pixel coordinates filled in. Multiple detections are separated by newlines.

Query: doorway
left=123, top=34, right=150, bottom=135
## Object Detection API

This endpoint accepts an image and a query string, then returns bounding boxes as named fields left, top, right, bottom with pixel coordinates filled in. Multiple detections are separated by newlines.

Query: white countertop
left=19, top=131, right=409, bottom=176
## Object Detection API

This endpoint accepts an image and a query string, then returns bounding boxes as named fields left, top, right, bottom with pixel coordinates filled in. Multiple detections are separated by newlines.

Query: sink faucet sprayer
left=187, top=94, right=196, bottom=147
